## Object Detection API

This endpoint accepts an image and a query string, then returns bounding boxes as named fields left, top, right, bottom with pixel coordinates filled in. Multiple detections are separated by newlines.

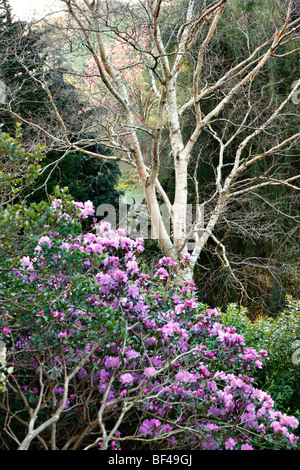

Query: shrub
left=0, top=198, right=299, bottom=450
left=220, top=300, right=300, bottom=420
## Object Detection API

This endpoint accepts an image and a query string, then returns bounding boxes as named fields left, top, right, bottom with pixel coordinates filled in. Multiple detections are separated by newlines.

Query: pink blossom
left=105, top=356, right=120, bottom=368
left=21, top=256, right=33, bottom=269
left=158, top=320, right=180, bottom=337
left=175, top=303, right=185, bottom=313
left=139, top=419, right=161, bottom=436
left=126, top=260, right=139, bottom=272
left=225, top=438, right=236, bottom=450
left=270, top=421, right=282, bottom=433
left=157, top=257, right=176, bottom=267
left=184, top=298, right=197, bottom=309
left=175, top=370, right=197, bottom=383
left=279, top=414, right=299, bottom=429
left=119, top=373, right=134, bottom=385
left=126, top=348, right=140, bottom=360
left=156, top=267, right=169, bottom=279
left=162, top=424, right=173, bottom=433
left=76, top=200, right=95, bottom=218
left=259, top=349, right=268, bottom=357
left=128, top=284, right=140, bottom=298
left=59, top=242, right=70, bottom=251
left=241, top=444, right=253, bottom=450
left=98, top=221, right=111, bottom=232
left=37, top=236, right=52, bottom=247
left=144, top=367, right=157, bottom=377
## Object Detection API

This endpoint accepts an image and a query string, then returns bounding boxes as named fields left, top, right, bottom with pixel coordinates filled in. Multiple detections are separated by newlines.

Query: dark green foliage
left=26, top=147, right=123, bottom=210
left=0, top=2, right=48, bottom=135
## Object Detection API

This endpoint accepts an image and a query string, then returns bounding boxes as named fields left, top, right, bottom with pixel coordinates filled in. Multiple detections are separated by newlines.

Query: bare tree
left=4, top=0, right=300, bottom=286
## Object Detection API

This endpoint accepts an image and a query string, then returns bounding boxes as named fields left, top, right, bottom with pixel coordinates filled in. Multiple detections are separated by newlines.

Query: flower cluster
left=1, top=199, right=299, bottom=450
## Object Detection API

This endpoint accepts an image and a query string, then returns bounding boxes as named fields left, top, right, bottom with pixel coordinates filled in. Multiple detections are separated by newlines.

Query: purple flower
left=175, top=303, right=185, bottom=313
left=77, top=200, right=95, bottom=218
left=241, top=443, right=254, bottom=450
left=279, top=414, right=299, bottom=429
left=21, top=256, right=33, bottom=269
left=158, top=320, right=180, bottom=337
left=96, top=273, right=112, bottom=285
left=126, top=349, right=140, bottom=360
left=156, top=267, right=169, bottom=279
left=175, top=370, right=196, bottom=383
left=98, top=221, right=111, bottom=232
left=126, top=260, right=139, bottom=273
left=112, top=269, right=128, bottom=283
left=259, top=349, right=268, bottom=357
left=181, top=253, right=191, bottom=261
left=162, top=424, right=173, bottom=433
left=37, top=235, right=52, bottom=247
left=139, top=419, right=161, bottom=436
left=128, top=284, right=140, bottom=298
left=157, top=257, right=176, bottom=267
left=105, top=356, right=120, bottom=368
left=119, top=373, right=134, bottom=385
left=144, top=367, right=157, bottom=378
left=225, top=438, right=236, bottom=450
left=77, top=368, right=87, bottom=379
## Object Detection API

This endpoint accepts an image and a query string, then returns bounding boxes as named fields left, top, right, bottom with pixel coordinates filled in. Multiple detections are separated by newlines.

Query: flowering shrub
left=220, top=300, right=300, bottom=420
left=0, top=198, right=299, bottom=450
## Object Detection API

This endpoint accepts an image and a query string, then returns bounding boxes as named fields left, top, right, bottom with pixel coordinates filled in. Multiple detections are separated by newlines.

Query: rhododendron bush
left=0, top=198, right=299, bottom=450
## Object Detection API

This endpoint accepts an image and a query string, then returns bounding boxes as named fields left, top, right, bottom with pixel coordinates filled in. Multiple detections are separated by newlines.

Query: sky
left=9, top=0, right=138, bottom=21
left=9, top=0, right=66, bottom=21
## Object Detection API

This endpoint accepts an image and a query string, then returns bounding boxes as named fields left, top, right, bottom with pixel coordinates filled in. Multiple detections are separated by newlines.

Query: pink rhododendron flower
left=126, top=348, right=140, bottom=360
left=279, top=414, right=299, bottom=429
left=175, top=370, right=197, bottom=383
left=119, top=373, right=134, bottom=385
left=144, top=367, right=157, bottom=377
left=241, top=444, right=253, bottom=450
left=7, top=207, right=299, bottom=451
left=139, top=419, right=161, bottom=436
left=156, top=267, right=169, bottom=279
left=128, top=284, right=140, bottom=298
left=126, top=260, right=139, bottom=272
left=105, top=356, right=120, bottom=368
left=225, top=438, right=236, bottom=450
left=38, top=236, right=52, bottom=247
left=20, top=256, right=33, bottom=269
